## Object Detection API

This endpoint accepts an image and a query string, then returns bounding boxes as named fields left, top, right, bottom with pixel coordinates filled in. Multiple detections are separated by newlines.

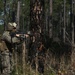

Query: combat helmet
left=12, top=22, right=17, bottom=28
left=7, top=22, right=17, bottom=30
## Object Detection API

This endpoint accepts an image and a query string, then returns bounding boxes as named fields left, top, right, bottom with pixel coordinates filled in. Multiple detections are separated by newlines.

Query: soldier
left=1, top=22, right=20, bottom=75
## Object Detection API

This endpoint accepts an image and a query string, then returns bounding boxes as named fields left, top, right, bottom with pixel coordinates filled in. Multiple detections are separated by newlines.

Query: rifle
left=16, top=33, right=29, bottom=38
left=15, top=32, right=30, bottom=44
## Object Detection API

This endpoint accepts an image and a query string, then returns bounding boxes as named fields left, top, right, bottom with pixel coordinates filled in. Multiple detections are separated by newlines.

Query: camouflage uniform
left=1, top=22, right=19, bottom=75
left=0, top=40, right=10, bottom=75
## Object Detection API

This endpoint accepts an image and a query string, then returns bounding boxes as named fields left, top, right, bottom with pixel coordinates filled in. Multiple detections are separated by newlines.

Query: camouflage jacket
left=2, top=31, right=19, bottom=43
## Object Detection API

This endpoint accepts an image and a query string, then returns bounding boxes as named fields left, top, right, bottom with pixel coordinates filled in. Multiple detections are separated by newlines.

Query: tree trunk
left=4, top=0, right=6, bottom=30
left=63, top=0, right=66, bottom=42
left=71, top=0, right=74, bottom=45
left=22, top=41, right=26, bottom=75
left=35, top=53, right=38, bottom=75
left=16, top=1, right=21, bottom=30
left=71, top=0, right=75, bottom=72
left=49, top=0, right=52, bottom=38
left=14, top=47, right=18, bottom=75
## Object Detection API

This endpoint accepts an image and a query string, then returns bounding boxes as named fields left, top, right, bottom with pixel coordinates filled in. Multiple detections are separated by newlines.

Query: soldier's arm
left=2, top=31, right=19, bottom=43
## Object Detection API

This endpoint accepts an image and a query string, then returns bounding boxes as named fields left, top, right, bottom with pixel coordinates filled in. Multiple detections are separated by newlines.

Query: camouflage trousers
left=1, top=50, right=14, bottom=75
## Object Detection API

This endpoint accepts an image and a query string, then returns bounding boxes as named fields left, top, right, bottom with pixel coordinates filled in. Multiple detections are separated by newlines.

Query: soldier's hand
left=16, top=34, right=20, bottom=37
